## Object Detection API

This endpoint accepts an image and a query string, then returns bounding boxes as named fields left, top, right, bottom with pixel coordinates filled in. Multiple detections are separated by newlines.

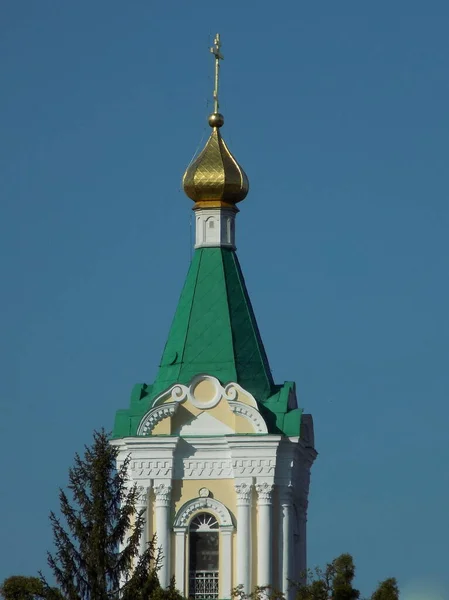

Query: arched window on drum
left=188, top=512, right=219, bottom=599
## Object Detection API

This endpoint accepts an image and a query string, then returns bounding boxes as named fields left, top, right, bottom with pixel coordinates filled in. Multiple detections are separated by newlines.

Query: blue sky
left=0, top=1, right=448, bottom=598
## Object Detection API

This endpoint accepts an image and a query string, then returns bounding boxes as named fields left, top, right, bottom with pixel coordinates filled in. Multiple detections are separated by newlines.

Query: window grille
left=189, top=513, right=219, bottom=599
left=188, top=570, right=219, bottom=599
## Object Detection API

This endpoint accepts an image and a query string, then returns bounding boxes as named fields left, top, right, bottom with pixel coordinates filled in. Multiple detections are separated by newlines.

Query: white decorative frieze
left=131, top=459, right=172, bottom=479
left=179, top=458, right=233, bottom=479
left=233, top=458, right=276, bottom=477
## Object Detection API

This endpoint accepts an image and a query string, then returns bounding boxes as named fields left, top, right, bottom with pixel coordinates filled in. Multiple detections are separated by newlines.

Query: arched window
left=188, top=513, right=219, bottom=599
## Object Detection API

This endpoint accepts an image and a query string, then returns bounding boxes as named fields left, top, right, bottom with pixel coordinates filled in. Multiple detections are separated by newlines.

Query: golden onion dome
left=182, top=112, right=249, bottom=209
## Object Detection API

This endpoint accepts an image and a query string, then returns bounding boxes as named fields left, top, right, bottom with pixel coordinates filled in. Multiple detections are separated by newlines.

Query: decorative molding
left=255, top=482, right=274, bottom=504
left=137, top=375, right=269, bottom=437
left=233, top=458, right=276, bottom=477
left=235, top=482, right=252, bottom=504
left=228, top=401, right=268, bottom=433
left=154, top=483, right=172, bottom=507
left=154, top=375, right=224, bottom=410
left=173, top=496, right=234, bottom=529
left=174, top=455, right=280, bottom=479
left=137, top=403, right=178, bottom=436
left=178, top=458, right=233, bottom=479
left=223, top=382, right=258, bottom=408
left=131, top=460, right=172, bottom=479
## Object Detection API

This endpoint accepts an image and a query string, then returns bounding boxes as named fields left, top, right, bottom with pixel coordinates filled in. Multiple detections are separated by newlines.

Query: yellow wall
left=149, top=477, right=238, bottom=596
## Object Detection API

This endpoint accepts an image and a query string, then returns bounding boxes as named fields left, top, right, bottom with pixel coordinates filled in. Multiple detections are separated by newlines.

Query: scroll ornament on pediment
left=137, top=374, right=268, bottom=436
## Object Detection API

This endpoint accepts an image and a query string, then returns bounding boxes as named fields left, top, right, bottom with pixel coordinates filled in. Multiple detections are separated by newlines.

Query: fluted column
left=255, top=482, right=274, bottom=588
left=154, top=483, right=172, bottom=588
left=235, top=482, right=252, bottom=594
left=278, top=486, right=293, bottom=599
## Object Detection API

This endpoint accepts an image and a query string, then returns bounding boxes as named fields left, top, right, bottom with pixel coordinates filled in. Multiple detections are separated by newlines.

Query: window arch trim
left=174, top=496, right=234, bottom=530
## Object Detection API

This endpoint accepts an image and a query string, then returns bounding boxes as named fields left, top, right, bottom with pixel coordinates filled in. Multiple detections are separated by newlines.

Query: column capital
left=255, top=482, right=274, bottom=505
left=136, top=485, right=149, bottom=508
left=235, top=482, right=252, bottom=504
left=154, top=483, right=172, bottom=507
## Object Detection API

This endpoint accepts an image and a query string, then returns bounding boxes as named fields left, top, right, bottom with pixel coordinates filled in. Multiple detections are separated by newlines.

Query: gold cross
left=210, top=33, right=224, bottom=113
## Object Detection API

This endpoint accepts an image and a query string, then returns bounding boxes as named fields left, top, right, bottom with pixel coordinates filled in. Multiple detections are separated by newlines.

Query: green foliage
left=293, top=554, right=360, bottom=600
left=230, top=555, right=398, bottom=600
left=43, top=429, right=153, bottom=600
left=0, top=576, right=59, bottom=600
left=1, top=430, right=184, bottom=600
left=232, top=584, right=285, bottom=600
left=370, top=578, right=399, bottom=600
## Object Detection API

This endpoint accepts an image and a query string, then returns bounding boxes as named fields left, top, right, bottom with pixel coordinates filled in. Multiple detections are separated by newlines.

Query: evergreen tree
left=42, top=429, right=174, bottom=600
left=0, top=430, right=183, bottom=600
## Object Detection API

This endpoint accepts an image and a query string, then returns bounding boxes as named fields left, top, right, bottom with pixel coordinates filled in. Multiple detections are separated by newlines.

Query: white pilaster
left=220, top=527, right=233, bottom=599
left=154, top=483, right=172, bottom=588
left=174, top=528, right=186, bottom=595
left=194, top=207, right=236, bottom=249
left=136, top=485, right=151, bottom=559
left=256, top=482, right=274, bottom=589
left=278, top=486, right=293, bottom=599
left=235, top=482, right=252, bottom=594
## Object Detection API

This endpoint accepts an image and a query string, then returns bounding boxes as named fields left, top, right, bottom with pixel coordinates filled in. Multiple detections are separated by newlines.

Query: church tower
left=111, top=35, right=317, bottom=600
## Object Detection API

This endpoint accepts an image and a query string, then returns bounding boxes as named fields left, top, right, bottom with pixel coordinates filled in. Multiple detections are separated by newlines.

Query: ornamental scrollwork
left=154, top=483, right=172, bottom=507
left=255, top=482, right=274, bottom=503
left=235, top=482, right=252, bottom=504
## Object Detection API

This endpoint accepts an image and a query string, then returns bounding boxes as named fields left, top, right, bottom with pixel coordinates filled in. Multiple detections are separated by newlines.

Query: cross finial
left=210, top=33, right=224, bottom=113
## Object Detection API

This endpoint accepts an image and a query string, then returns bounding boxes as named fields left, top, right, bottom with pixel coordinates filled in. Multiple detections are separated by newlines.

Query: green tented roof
left=112, top=247, right=303, bottom=438
left=151, top=247, right=274, bottom=401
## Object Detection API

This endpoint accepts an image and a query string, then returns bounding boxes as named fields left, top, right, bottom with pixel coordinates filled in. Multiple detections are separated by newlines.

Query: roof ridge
left=222, top=248, right=238, bottom=375
left=179, top=250, right=203, bottom=366
left=228, top=251, right=274, bottom=395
